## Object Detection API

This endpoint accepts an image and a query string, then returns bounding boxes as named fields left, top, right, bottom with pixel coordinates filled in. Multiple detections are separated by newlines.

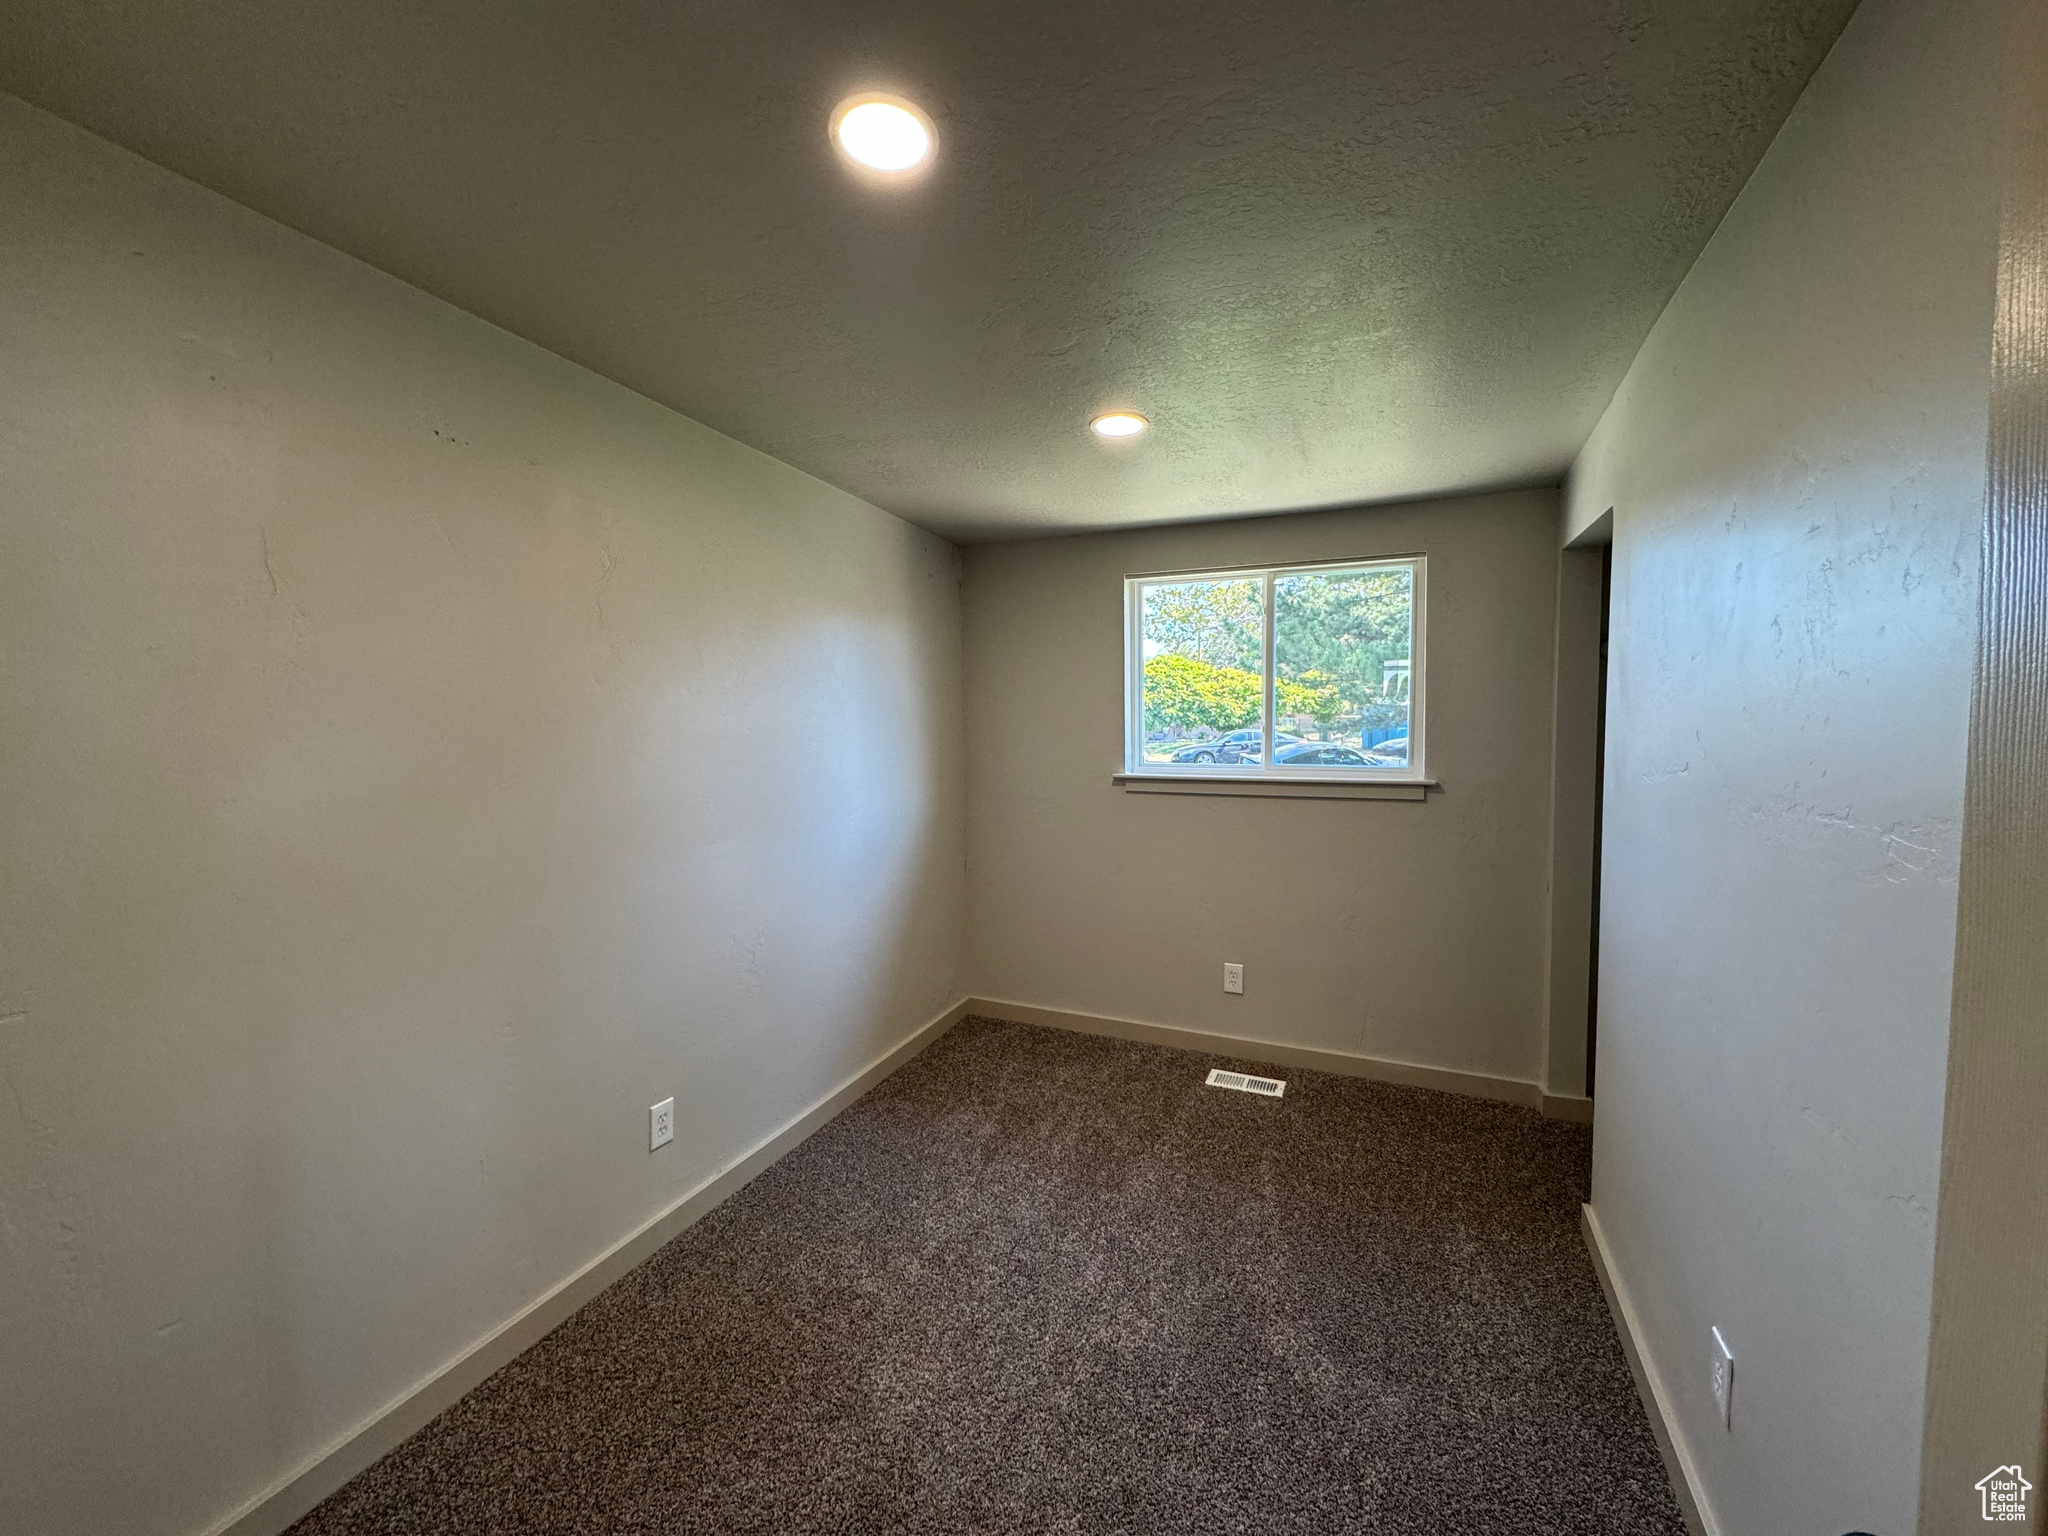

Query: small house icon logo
left=1977, top=1464, right=2031, bottom=1521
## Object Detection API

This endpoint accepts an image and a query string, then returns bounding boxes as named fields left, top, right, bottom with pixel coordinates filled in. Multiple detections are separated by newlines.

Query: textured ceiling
left=0, top=0, right=1857, bottom=541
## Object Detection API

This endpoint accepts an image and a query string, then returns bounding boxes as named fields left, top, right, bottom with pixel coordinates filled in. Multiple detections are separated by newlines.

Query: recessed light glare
left=833, top=97, right=934, bottom=173
left=1091, top=411, right=1149, bottom=439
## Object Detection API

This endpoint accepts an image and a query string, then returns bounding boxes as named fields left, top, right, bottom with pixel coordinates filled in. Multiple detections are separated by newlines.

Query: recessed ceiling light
left=832, top=95, right=935, bottom=173
left=1091, top=411, right=1149, bottom=439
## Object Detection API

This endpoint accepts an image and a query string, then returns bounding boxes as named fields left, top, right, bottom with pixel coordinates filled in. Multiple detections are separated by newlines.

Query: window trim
left=1122, top=553, right=1428, bottom=783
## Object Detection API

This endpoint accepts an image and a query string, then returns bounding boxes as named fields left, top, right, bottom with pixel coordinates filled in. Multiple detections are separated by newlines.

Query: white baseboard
left=208, top=996, right=976, bottom=1536
left=966, top=996, right=1582, bottom=1117
left=1580, top=1203, right=1718, bottom=1536
left=1542, top=1093, right=1596, bottom=1124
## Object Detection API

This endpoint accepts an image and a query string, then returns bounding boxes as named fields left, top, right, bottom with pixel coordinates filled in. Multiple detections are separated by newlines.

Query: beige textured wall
left=0, top=95, right=965, bottom=1536
left=1563, top=0, right=2004, bottom=1527
left=962, top=489, right=1570, bottom=1089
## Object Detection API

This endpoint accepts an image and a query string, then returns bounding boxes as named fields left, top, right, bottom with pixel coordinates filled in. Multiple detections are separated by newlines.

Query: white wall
left=0, top=94, right=965, bottom=1536
left=963, top=489, right=1579, bottom=1093
left=1564, top=0, right=2004, bottom=1527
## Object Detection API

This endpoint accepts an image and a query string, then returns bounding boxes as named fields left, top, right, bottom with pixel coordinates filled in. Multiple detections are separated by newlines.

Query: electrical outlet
left=1223, top=962, right=1244, bottom=995
left=650, top=1097, right=675, bottom=1152
left=1710, top=1326, right=1734, bottom=1429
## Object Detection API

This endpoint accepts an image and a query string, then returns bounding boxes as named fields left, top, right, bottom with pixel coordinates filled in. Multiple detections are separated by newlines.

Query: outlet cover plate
left=650, top=1097, right=675, bottom=1152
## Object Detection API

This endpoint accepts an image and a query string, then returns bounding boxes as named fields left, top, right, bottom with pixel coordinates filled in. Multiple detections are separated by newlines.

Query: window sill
left=1111, top=774, right=1436, bottom=801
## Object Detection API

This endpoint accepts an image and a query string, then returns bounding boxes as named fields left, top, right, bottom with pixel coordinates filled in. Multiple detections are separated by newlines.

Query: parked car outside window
left=1170, top=730, right=1302, bottom=764
left=1272, top=743, right=1376, bottom=767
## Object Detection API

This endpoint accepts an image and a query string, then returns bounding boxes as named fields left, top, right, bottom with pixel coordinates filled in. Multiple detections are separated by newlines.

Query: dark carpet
left=287, top=1017, right=1685, bottom=1535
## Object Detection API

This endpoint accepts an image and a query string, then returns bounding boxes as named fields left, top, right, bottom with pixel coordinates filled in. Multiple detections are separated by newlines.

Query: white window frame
left=1122, top=554, right=1427, bottom=782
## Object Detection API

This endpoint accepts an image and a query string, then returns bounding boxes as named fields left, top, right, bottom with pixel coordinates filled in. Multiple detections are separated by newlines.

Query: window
left=1124, top=556, right=1425, bottom=779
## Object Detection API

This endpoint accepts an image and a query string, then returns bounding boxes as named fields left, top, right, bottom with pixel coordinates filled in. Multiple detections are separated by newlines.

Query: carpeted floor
left=287, top=1017, right=1685, bottom=1535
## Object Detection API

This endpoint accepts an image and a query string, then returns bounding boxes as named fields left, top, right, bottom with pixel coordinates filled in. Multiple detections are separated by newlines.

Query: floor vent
left=1206, top=1068, right=1287, bottom=1098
